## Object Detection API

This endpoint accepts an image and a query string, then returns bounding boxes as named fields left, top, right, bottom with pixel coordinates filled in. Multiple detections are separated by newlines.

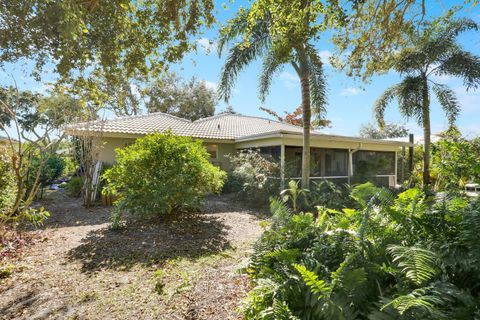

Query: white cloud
left=340, top=87, right=362, bottom=96
left=279, top=71, right=299, bottom=88
left=197, top=38, right=217, bottom=54
left=453, top=86, right=480, bottom=114
left=319, top=50, right=332, bottom=65
left=203, top=80, right=218, bottom=91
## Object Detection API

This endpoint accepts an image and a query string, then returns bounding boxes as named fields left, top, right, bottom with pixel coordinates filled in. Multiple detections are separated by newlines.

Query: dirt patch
left=0, top=191, right=265, bottom=319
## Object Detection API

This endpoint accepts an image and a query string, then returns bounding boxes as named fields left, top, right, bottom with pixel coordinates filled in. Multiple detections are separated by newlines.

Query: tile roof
left=66, top=112, right=304, bottom=140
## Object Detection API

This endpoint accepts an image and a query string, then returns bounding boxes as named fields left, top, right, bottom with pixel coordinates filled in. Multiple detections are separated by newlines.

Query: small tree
left=102, top=132, right=226, bottom=223
left=359, top=122, right=409, bottom=139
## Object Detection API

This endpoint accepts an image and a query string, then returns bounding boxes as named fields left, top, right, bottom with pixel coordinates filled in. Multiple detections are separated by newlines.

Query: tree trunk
left=422, top=77, right=431, bottom=186
left=299, top=63, right=311, bottom=189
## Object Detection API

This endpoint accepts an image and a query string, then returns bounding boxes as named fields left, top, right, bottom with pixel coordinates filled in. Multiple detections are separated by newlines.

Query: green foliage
left=373, top=16, right=480, bottom=186
left=102, top=132, right=226, bottom=218
left=308, top=180, right=353, bottom=211
left=280, top=180, right=309, bottom=213
left=65, top=177, right=83, bottom=198
left=243, top=185, right=480, bottom=319
left=145, top=73, right=216, bottom=121
left=431, top=128, right=480, bottom=191
left=0, top=148, right=16, bottom=214
left=359, top=122, right=409, bottom=139
left=0, top=1, right=214, bottom=84
left=227, top=150, right=280, bottom=207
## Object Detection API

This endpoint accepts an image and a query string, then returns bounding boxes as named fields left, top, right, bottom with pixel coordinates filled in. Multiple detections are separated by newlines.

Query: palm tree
left=374, top=17, right=480, bottom=186
left=217, top=8, right=327, bottom=188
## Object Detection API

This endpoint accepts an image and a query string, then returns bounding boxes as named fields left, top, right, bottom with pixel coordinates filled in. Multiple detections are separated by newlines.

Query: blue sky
left=1, top=0, right=480, bottom=138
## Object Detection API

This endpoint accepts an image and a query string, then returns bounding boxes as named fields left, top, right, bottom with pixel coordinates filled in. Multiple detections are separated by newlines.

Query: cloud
left=340, top=87, right=362, bottom=96
left=453, top=86, right=480, bottom=114
left=319, top=50, right=332, bottom=65
left=279, top=71, right=299, bottom=88
left=197, top=38, right=217, bottom=54
left=203, top=80, right=218, bottom=91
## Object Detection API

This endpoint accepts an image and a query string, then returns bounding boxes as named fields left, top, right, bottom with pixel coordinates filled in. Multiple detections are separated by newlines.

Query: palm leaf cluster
left=242, top=184, right=480, bottom=319
left=217, top=8, right=327, bottom=127
left=373, top=17, right=480, bottom=186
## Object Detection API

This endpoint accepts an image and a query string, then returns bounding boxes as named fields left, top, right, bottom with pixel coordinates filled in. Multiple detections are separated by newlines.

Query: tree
left=359, top=122, right=409, bottom=139
left=145, top=73, right=216, bottom=121
left=217, top=0, right=441, bottom=188
left=0, top=1, right=214, bottom=83
left=260, top=106, right=331, bottom=128
left=374, top=17, right=480, bottom=186
left=218, top=4, right=328, bottom=188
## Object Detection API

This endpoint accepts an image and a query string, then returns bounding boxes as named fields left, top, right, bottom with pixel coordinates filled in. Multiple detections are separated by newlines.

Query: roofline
left=235, top=130, right=414, bottom=147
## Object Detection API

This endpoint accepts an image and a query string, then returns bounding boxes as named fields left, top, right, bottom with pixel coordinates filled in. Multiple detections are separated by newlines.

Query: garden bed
left=0, top=191, right=265, bottom=319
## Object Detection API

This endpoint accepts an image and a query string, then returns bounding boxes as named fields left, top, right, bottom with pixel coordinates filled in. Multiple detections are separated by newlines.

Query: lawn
left=0, top=191, right=265, bottom=320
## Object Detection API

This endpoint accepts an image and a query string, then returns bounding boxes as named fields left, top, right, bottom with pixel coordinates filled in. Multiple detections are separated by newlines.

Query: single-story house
left=66, top=112, right=413, bottom=187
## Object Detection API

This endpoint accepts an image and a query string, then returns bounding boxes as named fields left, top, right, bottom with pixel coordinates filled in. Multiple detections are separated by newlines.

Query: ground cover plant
left=242, top=182, right=480, bottom=319
left=102, top=132, right=226, bottom=225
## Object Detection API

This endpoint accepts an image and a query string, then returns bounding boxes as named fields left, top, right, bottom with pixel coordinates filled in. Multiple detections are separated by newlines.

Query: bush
left=227, top=149, right=280, bottom=206
left=0, top=148, right=16, bottom=214
left=65, top=176, right=83, bottom=197
left=25, top=154, right=66, bottom=198
left=102, top=132, right=226, bottom=218
left=243, top=186, right=480, bottom=319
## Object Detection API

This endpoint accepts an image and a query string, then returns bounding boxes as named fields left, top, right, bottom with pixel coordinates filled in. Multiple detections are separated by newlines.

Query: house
left=66, top=112, right=413, bottom=187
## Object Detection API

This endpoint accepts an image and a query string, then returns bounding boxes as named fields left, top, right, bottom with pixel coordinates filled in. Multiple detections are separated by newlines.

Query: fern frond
left=293, top=264, right=331, bottom=298
left=388, top=245, right=439, bottom=285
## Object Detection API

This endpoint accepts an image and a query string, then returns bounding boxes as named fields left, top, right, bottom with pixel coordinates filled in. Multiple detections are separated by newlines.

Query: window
left=353, top=151, right=395, bottom=180
left=324, top=149, right=348, bottom=176
left=206, top=144, right=218, bottom=159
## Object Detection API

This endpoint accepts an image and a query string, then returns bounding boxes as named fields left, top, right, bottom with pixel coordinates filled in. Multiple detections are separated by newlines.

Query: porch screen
left=353, top=151, right=395, bottom=178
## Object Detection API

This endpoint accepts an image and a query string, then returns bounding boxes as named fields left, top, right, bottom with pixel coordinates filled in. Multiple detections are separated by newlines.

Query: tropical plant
left=226, top=149, right=280, bottom=207
left=26, top=154, right=66, bottom=199
left=102, top=132, right=226, bottom=224
left=374, top=16, right=480, bottom=186
left=217, top=4, right=329, bottom=188
left=280, top=180, right=309, bottom=213
left=243, top=184, right=480, bottom=319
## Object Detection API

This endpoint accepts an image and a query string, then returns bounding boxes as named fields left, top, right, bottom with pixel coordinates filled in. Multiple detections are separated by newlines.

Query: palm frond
left=431, top=83, right=459, bottom=125
left=271, top=299, right=300, bottom=320
left=388, top=245, right=439, bottom=285
left=373, top=85, right=399, bottom=128
left=396, top=76, right=425, bottom=125
left=437, top=50, right=480, bottom=90
left=306, top=45, right=328, bottom=121
left=218, top=12, right=270, bottom=101
left=259, top=48, right=286, bottom=102
left=217, top=8, right=250, bottom=55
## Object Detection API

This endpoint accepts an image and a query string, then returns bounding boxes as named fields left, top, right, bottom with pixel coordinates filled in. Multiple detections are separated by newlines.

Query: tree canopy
left=359, top=122, right=409, bottom=139
left=0, top=1, right=214, bottom=82
left=145, top=74, right=217, bottom=121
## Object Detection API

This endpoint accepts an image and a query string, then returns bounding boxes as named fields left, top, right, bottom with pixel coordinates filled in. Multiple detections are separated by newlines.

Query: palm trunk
left=299, top=61, right=311, bottom=189
left=422, top=76, right=431, bottom=186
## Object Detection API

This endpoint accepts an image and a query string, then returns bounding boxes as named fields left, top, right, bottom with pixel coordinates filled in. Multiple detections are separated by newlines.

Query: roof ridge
left=194, top=113, right=304, bottom=130
left=112, top=111, right=191, bottom=123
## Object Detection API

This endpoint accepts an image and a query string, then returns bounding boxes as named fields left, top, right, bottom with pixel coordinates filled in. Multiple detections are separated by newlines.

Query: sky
left=1, top=0, right=480, bottom=139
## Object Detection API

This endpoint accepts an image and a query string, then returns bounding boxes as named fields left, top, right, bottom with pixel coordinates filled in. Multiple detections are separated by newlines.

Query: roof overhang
left=235, top=130, right=414, bottom=147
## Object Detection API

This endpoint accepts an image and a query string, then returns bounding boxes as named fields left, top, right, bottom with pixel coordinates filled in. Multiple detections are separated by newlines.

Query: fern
left=293, top=264, right=331, bottom=298
left=388, top=245, right=439, bottom=285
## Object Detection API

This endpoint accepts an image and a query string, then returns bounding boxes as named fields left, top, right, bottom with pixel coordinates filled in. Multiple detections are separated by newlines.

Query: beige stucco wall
left=97, top=137, right=236, bottom=171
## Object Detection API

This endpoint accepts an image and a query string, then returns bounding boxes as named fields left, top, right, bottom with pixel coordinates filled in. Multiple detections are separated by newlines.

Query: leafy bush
left=65, top=176, right=83, bottom=197
left=26, top=154, right=66, bottom=198
left=0, top=148, right=16, bottom=214
left=243, top=184, right=480, bottom=319
left=227, top=149, right=280, bottom=206
left=102, top=132, right=226, bottom=219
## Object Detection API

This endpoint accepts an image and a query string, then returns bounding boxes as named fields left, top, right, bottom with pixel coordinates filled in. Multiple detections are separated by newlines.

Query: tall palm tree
left=217, top=8, right=327, bottom=188
left=374, top=17, right=480, bottom=186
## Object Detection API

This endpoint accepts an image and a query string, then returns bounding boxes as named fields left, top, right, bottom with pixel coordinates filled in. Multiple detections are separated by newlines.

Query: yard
left=0, top=191, right=265, bottom=320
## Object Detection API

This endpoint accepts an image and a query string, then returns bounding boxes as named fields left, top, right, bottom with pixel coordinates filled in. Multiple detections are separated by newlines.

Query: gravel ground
left=0, top=191, right=265, bottom=320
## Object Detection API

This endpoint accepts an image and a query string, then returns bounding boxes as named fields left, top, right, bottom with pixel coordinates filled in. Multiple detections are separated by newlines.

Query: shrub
left=65, top=176, right=83, bottom=197
left=102, top=132, right=226, bottom=218
left=243, top=186, right=480, bottom=319
left=227, top=149, right=280, bottom=206
left=25, top=154, right=66, bottom=198
left=0, top=148, right=15, bottom=214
